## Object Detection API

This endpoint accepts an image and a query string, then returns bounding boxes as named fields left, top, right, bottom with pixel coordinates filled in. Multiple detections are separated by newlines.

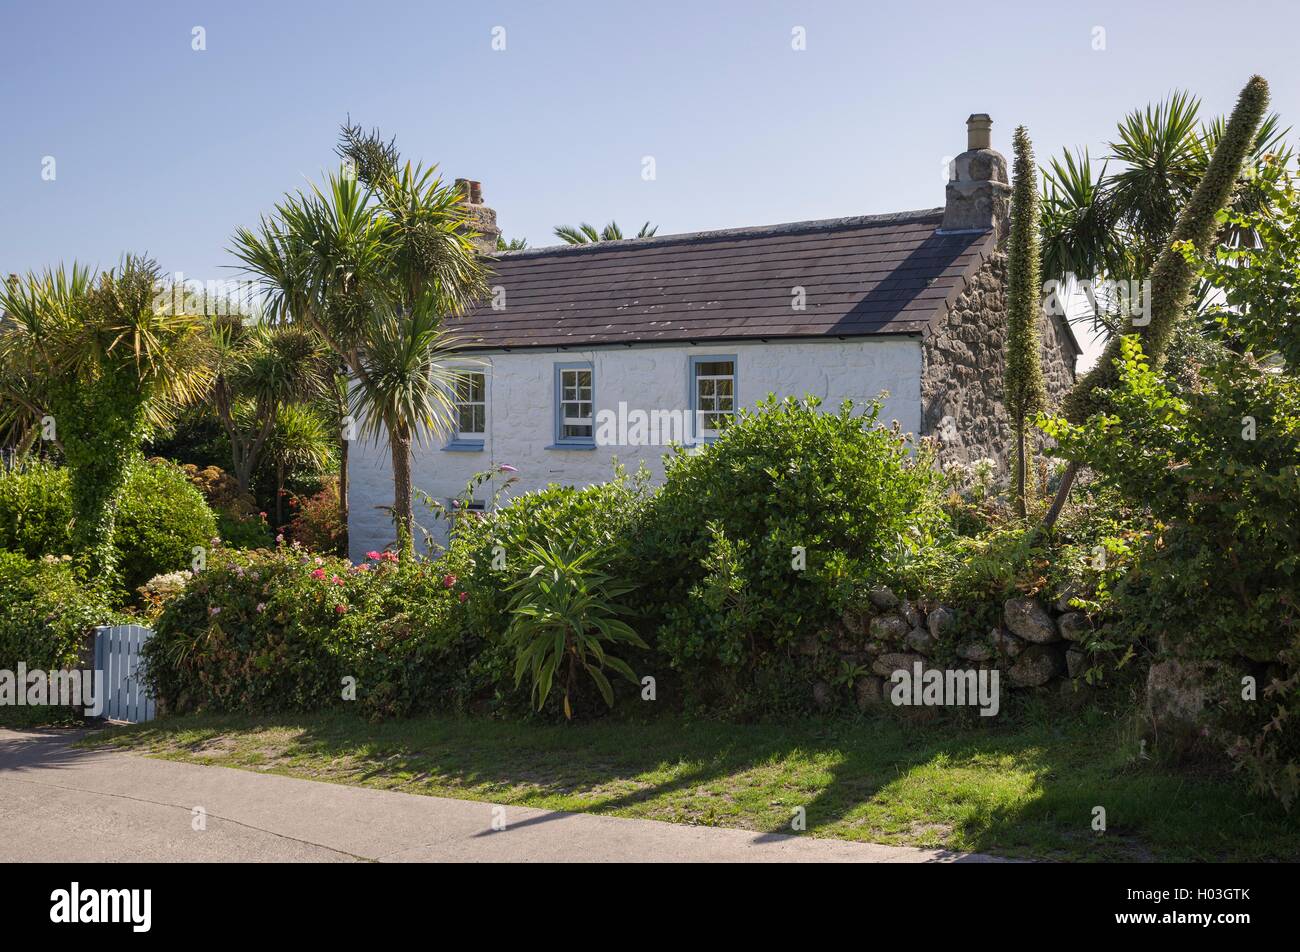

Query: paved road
left=0, top=728, right=1002, bottom=863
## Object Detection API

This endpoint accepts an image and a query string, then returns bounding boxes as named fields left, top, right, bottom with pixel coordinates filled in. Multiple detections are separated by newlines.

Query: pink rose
left=443, top=574, right=457, bottom=588
left=335, top=604, right=348, bottom=614
left=311, top=568, right=326, bottom=580
left=458, top=591, right=468, bottom=603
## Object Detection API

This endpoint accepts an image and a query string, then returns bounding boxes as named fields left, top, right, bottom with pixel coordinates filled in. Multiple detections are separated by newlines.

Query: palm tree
left=1043, top=75, right=1272, bottom=528
left=0, top=257, right=212, bottom=579
left=231, top=173, right=389, bottom=555
left=1040, top=89, right=1291, bottom=341
left=261, top=401, right=335, bottom=526
left=553, top=221, right=658, bottom=244
left=208, top=317, right=330, bottom=496
left=346, top=294, right=464, bottom=546
left=235, top=128, right=488, bottom=557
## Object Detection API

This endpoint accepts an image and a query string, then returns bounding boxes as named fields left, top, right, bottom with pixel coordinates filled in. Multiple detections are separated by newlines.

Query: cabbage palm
left=0, top=257, right=212, bottom=579
left=346, top=293, right=465, bottom=548
left=260, top=401, right=335, bottom=525
left=233, top=141, right=488, bottom=556
left=208, top=317, right=330, bottom=495
left=1040, top=89, right=1291, bottom=340
left=554, top=221, right=657, bottom=244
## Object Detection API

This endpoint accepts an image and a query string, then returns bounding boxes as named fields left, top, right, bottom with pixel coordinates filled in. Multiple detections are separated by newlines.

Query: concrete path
left=0, top=728, right=1002, bottom=863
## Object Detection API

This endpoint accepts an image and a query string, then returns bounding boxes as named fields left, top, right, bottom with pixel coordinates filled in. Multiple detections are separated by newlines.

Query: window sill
left=443, top=440, right=485, bottom=452
left=545, top=443, right=597, bottom=451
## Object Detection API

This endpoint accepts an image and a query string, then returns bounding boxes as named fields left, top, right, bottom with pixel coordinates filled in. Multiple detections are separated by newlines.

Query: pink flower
left=366, top=551, right=381, bottom=561
left=458, top=591, right=468, bottom=603
left=256, top=602, right=266, bottom=613
left=208, top=606, right=221, bottom=616
left=259, top=511, right=268, bottom=520
left=499, top=464, right=518, bottom=473
left=442, top=574, right=458, bottom=588
left=335, top=604, right=348, bottom=614
left=331, top=575, right=344, bottom=586
left=276, top=534, right=284, bottom=544
left=311, top=568, right=326, bottom=580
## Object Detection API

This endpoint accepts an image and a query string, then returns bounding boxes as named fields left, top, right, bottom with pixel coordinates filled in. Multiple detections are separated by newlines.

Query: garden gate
left=92, top=624, right=156, bottom=723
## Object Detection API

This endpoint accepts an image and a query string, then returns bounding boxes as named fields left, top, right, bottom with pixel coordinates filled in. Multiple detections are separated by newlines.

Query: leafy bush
left=632, top=396, right=949, bottom=716
left=1042, top=338, right=1300, bottom=804
left=503, top=541, right=645, bottom=719
left=0, top=460, right=70, bottom=559
left=287, top=477, right=344, bottom=553
left=0, top=551, right=113, bottom=671
left=113, top=459, right=219, bottom=593
left=143, top=544, right=479, bottom=719
left=0, top=459, right=218, bottom=597
left=448, top=468, right=650, bottom=717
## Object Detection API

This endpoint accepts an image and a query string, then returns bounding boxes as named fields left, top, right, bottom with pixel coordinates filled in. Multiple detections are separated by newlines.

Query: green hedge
left=631, top=396, right=949, bottom=716
left=0, top=459, right=217, bottom=594
left=0, top=551, right=113, bottom=671
left=143, top=545, right=481, bottom=719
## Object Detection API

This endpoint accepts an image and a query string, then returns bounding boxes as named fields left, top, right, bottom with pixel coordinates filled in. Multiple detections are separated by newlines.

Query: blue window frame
left=550, top=361, right=596, bottom=449
left=688, top=354, right=737, bottom=443
left=444, top=368, right=487, bottom=451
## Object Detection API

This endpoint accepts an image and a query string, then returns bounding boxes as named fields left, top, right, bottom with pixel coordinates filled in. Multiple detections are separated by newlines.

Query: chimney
left=455, top=177, right=501, bottom=255
left=941, top=113, right=1011, bottom=239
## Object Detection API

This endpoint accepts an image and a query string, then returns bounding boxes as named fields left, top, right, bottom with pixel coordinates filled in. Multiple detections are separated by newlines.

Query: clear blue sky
left=3, top=0, right=1297, bottom=335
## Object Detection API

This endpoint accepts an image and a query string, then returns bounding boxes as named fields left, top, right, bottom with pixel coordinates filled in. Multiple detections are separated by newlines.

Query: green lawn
left=79, top=702, right=1300, bottom=862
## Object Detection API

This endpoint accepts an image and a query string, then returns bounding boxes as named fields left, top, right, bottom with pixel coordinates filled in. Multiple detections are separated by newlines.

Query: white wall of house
left=346, top=336, right=923, bottom=560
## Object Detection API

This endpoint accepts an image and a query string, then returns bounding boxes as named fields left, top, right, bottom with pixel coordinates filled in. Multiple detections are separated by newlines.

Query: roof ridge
left=494, top=208, right=946, bottom=259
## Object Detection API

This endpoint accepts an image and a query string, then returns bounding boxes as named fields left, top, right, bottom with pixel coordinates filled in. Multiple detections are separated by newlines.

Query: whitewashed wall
left=347, top=337, right=923, bottom=560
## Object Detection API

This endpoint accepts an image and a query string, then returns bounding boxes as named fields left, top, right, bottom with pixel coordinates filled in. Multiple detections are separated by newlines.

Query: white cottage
left=347, top=114, right=1080, bottom=559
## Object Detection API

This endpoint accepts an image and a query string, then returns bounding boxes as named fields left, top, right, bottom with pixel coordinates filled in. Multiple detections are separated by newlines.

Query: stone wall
left=920, top=250, right=1079, bottom=470
left=827, top=585, right=1093, bottom=714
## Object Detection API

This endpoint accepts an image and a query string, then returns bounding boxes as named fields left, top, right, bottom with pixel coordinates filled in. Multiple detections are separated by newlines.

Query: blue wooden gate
left=92, top=624, right=156, bottom=722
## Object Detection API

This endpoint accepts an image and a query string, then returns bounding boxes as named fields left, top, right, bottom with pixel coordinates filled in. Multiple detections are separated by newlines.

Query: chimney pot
left=941, top=113, right=1010, bottom=237
left=967, top=113, right=993, bottom=151
left=470, top=180, right=483, bottom=205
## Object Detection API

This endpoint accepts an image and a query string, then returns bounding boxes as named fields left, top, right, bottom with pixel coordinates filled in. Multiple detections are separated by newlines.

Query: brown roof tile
left=448, top=208, right=994, bottom=349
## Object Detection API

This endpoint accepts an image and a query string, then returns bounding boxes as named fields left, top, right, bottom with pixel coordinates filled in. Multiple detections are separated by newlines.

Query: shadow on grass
left=81, top=697, right=1300, bottom=862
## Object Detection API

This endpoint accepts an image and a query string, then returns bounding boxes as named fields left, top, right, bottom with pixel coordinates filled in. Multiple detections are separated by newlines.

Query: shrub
left=143, top=544, right=477, bottom=719
left=503, top=541, right=645, bottom=719
left=632, top=395, right=949, bottom=716
left=287, top=477, right=344, bottom=553
left=0, top=459, right=218, bottom=597
left=0, top=551, right=113, bottom=671
left=114, top=459, right=219, bottom=593
left=448, top=469, right=650, bottom=717
left=1043, top=339, right=1300, bottom=805
left=0, top=460, right=70, bottom=558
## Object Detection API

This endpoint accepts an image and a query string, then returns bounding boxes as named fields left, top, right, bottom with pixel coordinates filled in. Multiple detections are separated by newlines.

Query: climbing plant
left=0, top=258, right=211, bottom=582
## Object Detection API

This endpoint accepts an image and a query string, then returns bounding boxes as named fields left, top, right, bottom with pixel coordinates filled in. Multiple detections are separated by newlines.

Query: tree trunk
left=275, top=459, right=285, bottom=527
left=390, top=421, right=414, bottom=558
left=338, top=435, right=350, bottom=557
left=1043, top=461, right=1079, bottom=530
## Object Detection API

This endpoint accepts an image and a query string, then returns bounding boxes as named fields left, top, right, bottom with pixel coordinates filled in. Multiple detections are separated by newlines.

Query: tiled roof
left=448, top=208, right=995, bottom=350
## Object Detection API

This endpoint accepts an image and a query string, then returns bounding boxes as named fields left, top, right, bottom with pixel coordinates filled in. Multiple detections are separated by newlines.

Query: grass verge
left=78, top=701, right=1300, bottom=862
